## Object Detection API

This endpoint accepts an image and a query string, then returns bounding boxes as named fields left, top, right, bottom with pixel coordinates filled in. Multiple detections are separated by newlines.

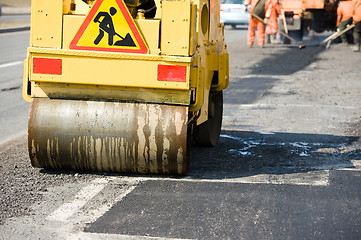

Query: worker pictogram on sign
left=70, top=0, right=148, bottom=54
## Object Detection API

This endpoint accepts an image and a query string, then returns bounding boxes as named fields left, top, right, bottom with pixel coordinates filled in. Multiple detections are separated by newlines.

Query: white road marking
left=155, top=172, right=329, bottom=186
left=46, top=167, right=345, bottom=240
left=238, top=74, right=279, bottom=79
left=46, top=177, right=141, bottom=239
left=223, top=103, right=358, bottom=110
left=67, top=232, right=193, bottom=240
left=47, top=179, right=107, bottom=222
left=338, top=160, right=361, bottom=171
left=351, top=160, right=361, bottom=168
left=0, top=61, right=23, bottom=69
left=254, top=130, right=275, bottom=135
left=77, top=185, right=137, bottom=223
left=110, top=173, right=329, bottom=186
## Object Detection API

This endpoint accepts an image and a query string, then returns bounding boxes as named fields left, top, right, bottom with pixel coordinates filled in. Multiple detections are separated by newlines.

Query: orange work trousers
left=247, top=17, right=265, bottom=46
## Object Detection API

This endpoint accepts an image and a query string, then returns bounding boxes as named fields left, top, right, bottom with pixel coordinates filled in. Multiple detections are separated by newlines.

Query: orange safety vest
left=337, top=1, right=354, bottom=26
left=354, top=0, right=361, bottom=23
left=265, top=0, right=281, bottom=34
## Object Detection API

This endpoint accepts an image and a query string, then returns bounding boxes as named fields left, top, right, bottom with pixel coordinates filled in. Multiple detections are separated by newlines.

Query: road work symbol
left=69, top=0, right=148, bottom=54
left=93, top=7, right=136, bottom=47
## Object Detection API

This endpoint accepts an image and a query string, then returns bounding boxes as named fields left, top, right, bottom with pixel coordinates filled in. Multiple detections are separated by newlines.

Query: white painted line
left=82, top=185, right=136, bottom=223
left=351, top=160, right=361, bottom=168
left=239, top=74, right=279, bottom=79
left=254, top=130, right=275, bottom=135
left=338, top=160, right=361, bottom=171
left=67, top=181, right=188, bottom=240
left=113, top=171, right=330, bottom=186
left=223, top=103, right=358, bottom=110
left=45, top=176, right=142, bottom=239
left=0, top=61, right=23, bottom=69
left=47, top=180, right=107, bottom=222
left=170, top=171, right=329, bottom=186
left=67, top=232, right=193, bottom=240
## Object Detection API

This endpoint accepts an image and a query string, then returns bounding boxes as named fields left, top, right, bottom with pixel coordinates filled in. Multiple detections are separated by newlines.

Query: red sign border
left=69, top=0, right=148, bottom=54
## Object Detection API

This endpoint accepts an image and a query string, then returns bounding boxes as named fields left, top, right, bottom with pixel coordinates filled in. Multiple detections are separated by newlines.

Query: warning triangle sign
left=70, top=0, right=148, bottom=54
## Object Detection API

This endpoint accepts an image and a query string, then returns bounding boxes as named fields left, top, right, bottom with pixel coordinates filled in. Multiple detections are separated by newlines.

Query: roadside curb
left=1, top=7, right=31, bottom=15
left=0, top=26, right=30, bottom=34
left=0, top=6, right=31, bottom=33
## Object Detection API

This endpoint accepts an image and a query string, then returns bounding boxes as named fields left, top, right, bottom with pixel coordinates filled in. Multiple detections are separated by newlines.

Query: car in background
left=220, top=0, right=249, bottom=28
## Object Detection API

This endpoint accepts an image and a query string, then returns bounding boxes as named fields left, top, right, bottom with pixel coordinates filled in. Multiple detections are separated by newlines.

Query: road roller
left=22, top=0, right=229, bottom=175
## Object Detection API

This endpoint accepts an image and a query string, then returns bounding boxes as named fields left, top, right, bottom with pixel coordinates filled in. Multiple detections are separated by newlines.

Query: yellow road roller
left=23, top=0, right=229, bottom=175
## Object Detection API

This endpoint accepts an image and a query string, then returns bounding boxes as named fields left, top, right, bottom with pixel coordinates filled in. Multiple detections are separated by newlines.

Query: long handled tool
left=280, top=10, right=291, bottom=44
left=251, top=11, right=305, bottom=49
left=250, top=11, right=266, bottom=23
left=278, top=30, right=306, bottom=49
left=281, top=10, right=288, bottom=35
left=322, top=24, right=355, bottom=49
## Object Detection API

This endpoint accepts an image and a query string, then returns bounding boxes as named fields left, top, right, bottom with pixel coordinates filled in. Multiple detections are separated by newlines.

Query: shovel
left=322, top=24, right=355, bottom=49
left=278, top=30, right=306, bottom=49
left=280, top=10, right=291, bottom=44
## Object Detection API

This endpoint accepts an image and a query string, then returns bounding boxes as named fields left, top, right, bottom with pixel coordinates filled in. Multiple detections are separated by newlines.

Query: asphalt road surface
left=0, top=27, right=360, bottom=239
left=0, top=31, right=29, bottom=145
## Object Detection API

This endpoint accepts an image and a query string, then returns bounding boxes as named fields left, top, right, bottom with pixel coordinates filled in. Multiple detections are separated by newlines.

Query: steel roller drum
left=28, top=98, right=189, bottom=175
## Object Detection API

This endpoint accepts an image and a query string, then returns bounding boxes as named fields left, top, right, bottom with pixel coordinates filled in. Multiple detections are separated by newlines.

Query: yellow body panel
left=31, top=82, right=191, bottom=105
left=161, top=1, right=193, bottom=56
left=195, top=0, right=210, bottom=44
left=217, top=51, right=229, bottom=90
left=30, top=0, right=63, bottom=48
left=29, top=52, right=191, bottom=90
left=63, top=15, right=85, bottom=49
left=135, top=19, right=160, bottom=54
left=22, top=57, right=31, bottom=102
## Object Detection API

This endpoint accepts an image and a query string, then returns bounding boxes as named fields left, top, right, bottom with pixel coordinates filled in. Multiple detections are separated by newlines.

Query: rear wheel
left=193, top=91, right=223, bottom=147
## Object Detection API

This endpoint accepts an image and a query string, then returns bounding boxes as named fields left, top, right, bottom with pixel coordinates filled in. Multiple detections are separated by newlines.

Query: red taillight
left=220, top=5, right=224, bottom=11
left=33, top=58, right=62, bottom=75
left=157, top=65, right=187, bottom=82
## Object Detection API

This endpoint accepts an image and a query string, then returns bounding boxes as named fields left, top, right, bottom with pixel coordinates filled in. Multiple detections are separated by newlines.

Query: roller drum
left=28, top=98, right=189, bottom=175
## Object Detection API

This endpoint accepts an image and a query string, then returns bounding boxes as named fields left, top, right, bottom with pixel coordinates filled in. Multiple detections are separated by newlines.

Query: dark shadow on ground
left=223, top=76, right=279, bottom=104
left=189, top=130, right=360, bottom=179
left=37, top=130, right=360, bottom=180
left=249, top=45, right=325, bottom=75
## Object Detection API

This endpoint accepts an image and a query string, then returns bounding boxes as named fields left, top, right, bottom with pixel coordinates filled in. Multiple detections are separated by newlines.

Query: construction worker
left=245, top=0, right=272, bottom=47
left=265, top=0, right=281, bottom=44
left=336, top=0, right=354, bottom=44
left=352, top=0, right=361, bottom=51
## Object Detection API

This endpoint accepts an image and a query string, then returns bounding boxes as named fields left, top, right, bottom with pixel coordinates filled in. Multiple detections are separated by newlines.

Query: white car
left=220, top=0, right=249, bottom=28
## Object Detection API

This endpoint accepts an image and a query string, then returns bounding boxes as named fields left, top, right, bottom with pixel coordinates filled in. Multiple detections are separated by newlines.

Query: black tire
left=193, top=91, right=223, bottom=147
